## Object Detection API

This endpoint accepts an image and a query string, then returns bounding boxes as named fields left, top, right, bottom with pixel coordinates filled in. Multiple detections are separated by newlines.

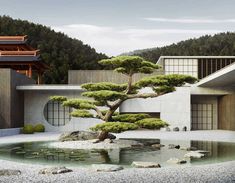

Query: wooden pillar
left=28, top=65, right=32, bottom=78
left=37, top=71, right=42, bottom=84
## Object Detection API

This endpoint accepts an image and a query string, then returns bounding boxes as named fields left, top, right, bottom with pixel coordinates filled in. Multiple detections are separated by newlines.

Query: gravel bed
left=0, top=159, right=235, bottom=183
left=49, top=139, right=141, bottom=149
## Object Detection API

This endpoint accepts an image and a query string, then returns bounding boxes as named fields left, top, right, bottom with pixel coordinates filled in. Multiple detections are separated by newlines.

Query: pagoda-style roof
left=0, top=35, right=49, bottom=84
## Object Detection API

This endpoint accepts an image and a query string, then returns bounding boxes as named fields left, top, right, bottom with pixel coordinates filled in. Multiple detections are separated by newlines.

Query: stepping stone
left=167, top=158, right=187, bottom=164
left=91, top=164, right=123, bottom=172
left=39, top=166, right=72, bottom=174
left=131, top=161, right=161, bottom=168
left=184, top=151, right=205, bottom=158
left=0, top=169, right=21, bottom=176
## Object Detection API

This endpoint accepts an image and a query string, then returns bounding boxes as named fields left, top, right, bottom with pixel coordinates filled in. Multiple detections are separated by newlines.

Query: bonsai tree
left=51, top=56, right=197, bottom=141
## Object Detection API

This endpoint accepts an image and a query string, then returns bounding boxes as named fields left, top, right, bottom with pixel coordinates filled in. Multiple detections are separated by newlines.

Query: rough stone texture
left=0, top=169, right=21, bottom=176
left=173, top=127, right=179, bottom=131
left=151, top=144, right=164, bottom=148
left=39, top=167, right=72, bottom=174
left=167, top=158, right=187, bottom=164
left=182, top=126, right=187, bottom=131
left=59, top=131, right=116, bottom=142
left=131, top=161, right=161, bottom=168
left=91, top=164, right=123, bottom=172
left=168, top=144, right=180, bottom=149
left=59, top=131, right=99, bottom=141
left=184, top=151, right=205, bottom=158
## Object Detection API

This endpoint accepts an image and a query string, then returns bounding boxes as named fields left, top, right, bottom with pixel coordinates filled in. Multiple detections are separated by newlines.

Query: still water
left=0, top=139, right=234, bottom=167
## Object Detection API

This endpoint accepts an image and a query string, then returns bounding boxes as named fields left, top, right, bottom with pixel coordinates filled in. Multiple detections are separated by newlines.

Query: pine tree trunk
left=98, top=131, right=109, bottom=141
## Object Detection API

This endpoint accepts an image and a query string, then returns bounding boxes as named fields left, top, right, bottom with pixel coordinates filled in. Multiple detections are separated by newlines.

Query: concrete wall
left=218, top=94, right=235, bottom=130
left=0, top=69, right=35, bottom=129
left=191, top=95, right=218, bottom=130
left=68, top=70, right=163, bottom=84
left=24, top=90, right=101, bottom=132
left=120, top=87, right=191, bottom=130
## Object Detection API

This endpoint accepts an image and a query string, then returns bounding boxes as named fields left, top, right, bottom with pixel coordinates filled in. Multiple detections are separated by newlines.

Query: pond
left=0, top=139, right=234, bottom=168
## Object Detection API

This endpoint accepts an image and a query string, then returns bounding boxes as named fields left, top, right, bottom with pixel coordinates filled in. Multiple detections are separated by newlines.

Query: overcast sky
left=1, top=0, right=235, bottom=56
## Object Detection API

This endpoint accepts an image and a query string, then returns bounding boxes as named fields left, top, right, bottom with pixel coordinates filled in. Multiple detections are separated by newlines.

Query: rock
left=173, top=127, right=179, bottom=131
left=175, top=145, right=180, bottom=149
left=59, top=131, right=116, bottom=142
left=39, top=167, right=72, bottom=174
left=107, top=133, right=116, bottom=140
left=195, top=150, right=210, bottom=154
left=131, top=161, right=161, bottom=168
left=151, top=144, right=164, bottom=148
left=59, top=131, right=99, bottom=141
left=104, top=139, right=113, bottom=143
left=184, top=151, right=205, bottom=158
left=131, top=142, right=144, bottom=147
left=166, top=127, right=171, bottom=131
left=167, top=158, right=187, bottom=164
left=91, top=139, right=100, bottom=144
left=91, top=164, right=123, bottom=172
left=182, top=126, right=187, bottom=131
left=168, top=144, right=180, bottom=149
left=0, top=169, right=21, bottom=176
left=186, top=147, right=197, bottom=151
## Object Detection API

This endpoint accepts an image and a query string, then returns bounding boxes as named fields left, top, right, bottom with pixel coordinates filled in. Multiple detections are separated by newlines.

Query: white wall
left=24, top=90, right=102, bottom=132
left=120, top=87, right=191, bottom=130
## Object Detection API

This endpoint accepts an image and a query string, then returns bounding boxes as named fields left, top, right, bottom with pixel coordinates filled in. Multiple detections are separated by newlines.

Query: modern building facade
left=1, top=53, right=235, bottom=134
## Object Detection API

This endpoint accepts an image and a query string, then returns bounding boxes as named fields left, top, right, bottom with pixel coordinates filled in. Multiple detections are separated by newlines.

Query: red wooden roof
left=0, top=35, right=27, bottom=42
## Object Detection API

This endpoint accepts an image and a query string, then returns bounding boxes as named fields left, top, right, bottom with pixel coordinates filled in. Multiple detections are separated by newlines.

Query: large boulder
left=91, top=164, right=123, bottom=172
left=0, top=169, right=21, bottom=176
left=39, top=167, right=72, bottom=174
left=59, top=131, right=116, bottom=142
left=131, top=161, right=161, bottom=168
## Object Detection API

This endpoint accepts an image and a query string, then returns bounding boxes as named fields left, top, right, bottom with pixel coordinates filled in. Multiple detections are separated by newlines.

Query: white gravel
left=0, top=159, right=234, bottom=183
left=49, top=139, right=141, bottom=149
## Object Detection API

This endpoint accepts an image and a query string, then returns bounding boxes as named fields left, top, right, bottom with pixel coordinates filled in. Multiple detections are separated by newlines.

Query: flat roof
left=16, top=85, right=83, bottom=91
left=157, top=56, right=235, bottom=64
left=196, top=62, right=235, bottom=87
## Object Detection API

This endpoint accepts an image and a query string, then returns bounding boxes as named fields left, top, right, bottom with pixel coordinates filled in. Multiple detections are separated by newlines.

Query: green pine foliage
left=0, top=16, right=107, bottom=84
left=99, top=56, right=160, bottom=75
left=82, top=90, right=127, bottom=102
left=62, top=99, right=95, bottom=109
left=50, top=96, right=67, bottom=102
left=129, top=32, right=235, bottom=63
left=135, top=118, right=168, bottom=129
left=90, top=122, right=138, bottom=133
left=70, top=110, right=93, bottom=118
left=81, top=82, right=127, bottom=92
left=112, top=113, right=151, bottom=123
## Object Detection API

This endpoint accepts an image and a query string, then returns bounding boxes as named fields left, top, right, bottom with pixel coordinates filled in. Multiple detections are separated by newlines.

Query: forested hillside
left=0, top=16, right=107, bottom=84
left=130, top=32, right=235, bottom=63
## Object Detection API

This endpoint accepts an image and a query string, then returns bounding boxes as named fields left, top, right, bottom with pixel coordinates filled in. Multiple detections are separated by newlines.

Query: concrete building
left=1, top=54, right=235, bottom=135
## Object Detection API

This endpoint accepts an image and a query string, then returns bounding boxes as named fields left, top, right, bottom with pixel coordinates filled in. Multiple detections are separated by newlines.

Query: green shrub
left=22, top=124, right=34, bottom=134
left=90, top=122, right=138, bottom=133
left=34, top=124, right=45, bottom=132
left=112, top=113, right=150, bottom=123
left=135, top=118, right=168, bottom=129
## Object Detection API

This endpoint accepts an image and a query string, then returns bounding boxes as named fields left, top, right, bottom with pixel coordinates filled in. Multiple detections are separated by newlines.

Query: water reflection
left=0, top=139, right=234, bottom=167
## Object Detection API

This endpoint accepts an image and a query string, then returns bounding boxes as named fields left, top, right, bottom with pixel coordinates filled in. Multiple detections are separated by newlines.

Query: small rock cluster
left=0, top=169, right=21, bottom=176
left=39, top=167, right=72, bottom=174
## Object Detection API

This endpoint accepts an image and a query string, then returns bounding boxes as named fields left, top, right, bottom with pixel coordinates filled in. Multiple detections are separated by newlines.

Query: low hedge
left=34, top=124, right=45, bottom=132
left=22, top=124, right=34, bottom=134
